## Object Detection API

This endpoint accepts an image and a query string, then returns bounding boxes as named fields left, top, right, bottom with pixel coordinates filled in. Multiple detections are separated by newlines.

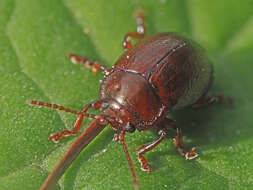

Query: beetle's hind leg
left=28, top=100, right=105, bottom=142
left=192, top=95, right=233, bottom=109
left=123, top=7, right=146, bottom=50
left=162, top=118, right=198, bottom=160
left=67, top=53, right=110, bottom=75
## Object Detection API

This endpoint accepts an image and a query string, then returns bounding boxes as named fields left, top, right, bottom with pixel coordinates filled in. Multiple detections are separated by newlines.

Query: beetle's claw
left=48, top=133, right=60, bottom=143
left=140, top=163, right=152, bottom=173
left=185, top=147, right=198, bottom=160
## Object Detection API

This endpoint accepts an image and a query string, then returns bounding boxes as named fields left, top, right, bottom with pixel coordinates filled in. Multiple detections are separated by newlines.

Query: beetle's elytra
left=29, top=8, right=230, bottom=190
left=102, top=32, right=213, bottom=131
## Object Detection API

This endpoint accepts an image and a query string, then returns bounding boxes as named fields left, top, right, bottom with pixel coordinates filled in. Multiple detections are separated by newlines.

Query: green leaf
left=1, top=0, right=253, bottom=189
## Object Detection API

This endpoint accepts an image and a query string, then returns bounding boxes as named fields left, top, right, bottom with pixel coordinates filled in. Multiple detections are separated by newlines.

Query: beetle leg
left=192, top=95, right=233, bottom=109
left=136, top=130, right=166, bottom=172
left=28, top=100, right=105, bottom=142
left=161, top=118, right=198, bottom=160
left=48, top=100, right=105, bottom=142
left=173, top=128, right=198, bottom=160
left=160, top=117, right=178, bottom=130
left=123, top=7, right=146, bottom=50
left=67, top=53, right=110, bottom=75
left=48, top=114, right=84, bottom=143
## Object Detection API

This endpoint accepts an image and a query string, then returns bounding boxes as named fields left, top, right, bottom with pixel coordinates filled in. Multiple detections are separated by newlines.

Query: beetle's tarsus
left=185, top=148, right=198, bottom=160
left=192, top=95, right=233, bottom=108
left=173, top=129, right=198, bottom=160
left=48, top=130, right=72, bottom=142
left=138, top=155, right=152, bottom=173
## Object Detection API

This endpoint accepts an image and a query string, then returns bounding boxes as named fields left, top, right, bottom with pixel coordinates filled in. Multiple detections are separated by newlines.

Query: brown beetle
left=29, top=8, right=230, bottom=190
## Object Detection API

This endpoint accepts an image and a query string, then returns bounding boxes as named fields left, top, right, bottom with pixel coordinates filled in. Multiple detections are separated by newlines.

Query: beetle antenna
left=120, top=131, right=139, bottom=190
left=28, top=100, right=97, bottom=119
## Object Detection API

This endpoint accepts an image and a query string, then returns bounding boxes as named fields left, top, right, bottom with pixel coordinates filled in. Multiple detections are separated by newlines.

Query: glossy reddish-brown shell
left=100, top=33, right=213, bottom=130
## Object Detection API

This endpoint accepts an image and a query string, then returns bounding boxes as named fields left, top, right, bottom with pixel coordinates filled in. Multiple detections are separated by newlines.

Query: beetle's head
left=100, top=69, right=163, bottom=132
left=99, top=70, right=139, bottom=132
left=101, top=99, right=136, bottom=133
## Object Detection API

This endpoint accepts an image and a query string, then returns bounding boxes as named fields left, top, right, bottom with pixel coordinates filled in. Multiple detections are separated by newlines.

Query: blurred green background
left=0, top=0, right=253, bottom=189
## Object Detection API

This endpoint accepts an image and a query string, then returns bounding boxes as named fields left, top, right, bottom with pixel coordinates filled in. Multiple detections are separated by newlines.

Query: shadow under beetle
left=29, top=8, right=231, bottom=190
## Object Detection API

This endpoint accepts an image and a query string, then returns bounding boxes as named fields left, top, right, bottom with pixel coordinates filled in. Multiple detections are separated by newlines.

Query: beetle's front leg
left=48, top=100, right=104, bottom=142
left=29, top=100, right=104, bottom=142
left=123, top=7, right=146, bottom=50
left=136, top=130, right=166, bottom=172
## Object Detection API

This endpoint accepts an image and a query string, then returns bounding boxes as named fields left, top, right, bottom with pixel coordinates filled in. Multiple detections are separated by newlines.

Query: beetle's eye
left=125, top=123, right=136, bottom=133
left=101, top=102, right=109, bottom=110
